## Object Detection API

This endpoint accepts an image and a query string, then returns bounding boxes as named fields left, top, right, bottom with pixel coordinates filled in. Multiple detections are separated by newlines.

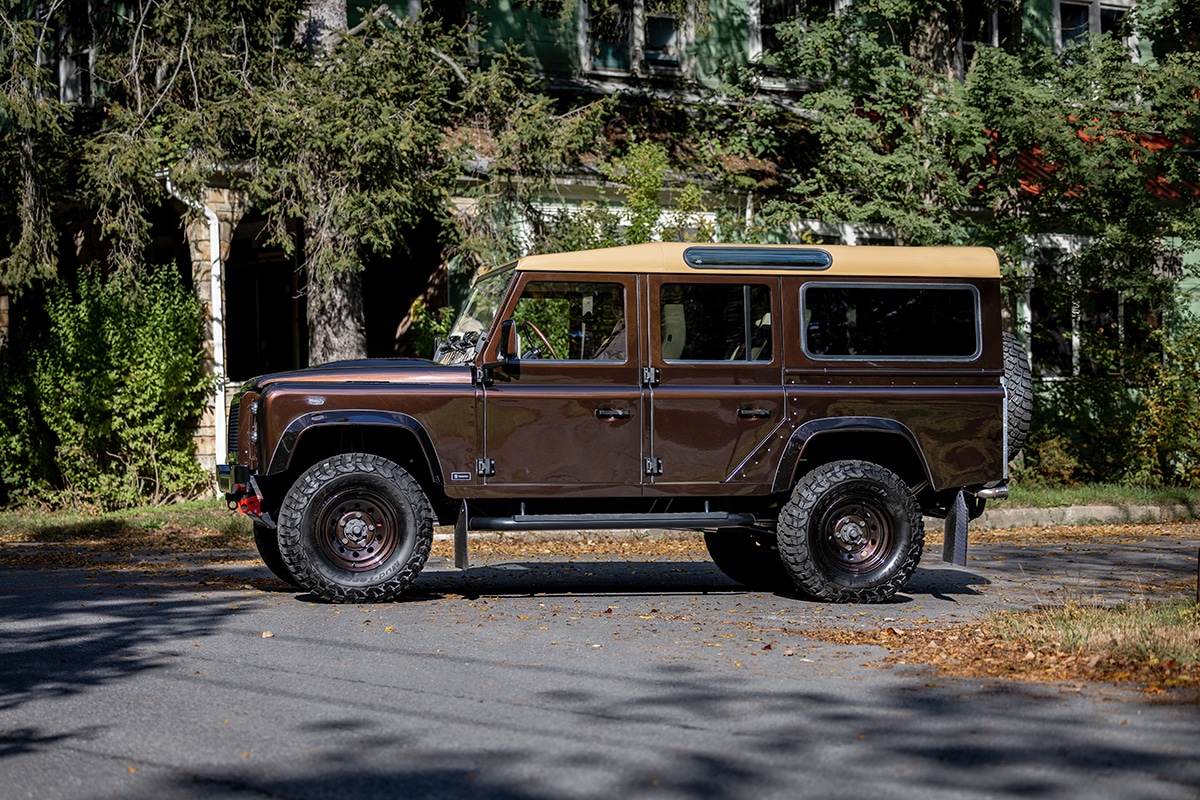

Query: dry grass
left=805, top=599, right=1200, bottom=698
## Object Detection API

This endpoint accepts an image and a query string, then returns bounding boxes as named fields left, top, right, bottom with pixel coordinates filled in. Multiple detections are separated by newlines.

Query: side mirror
left=501, top=319, right=517, bottom=360
left=481, top=319, right=516, bottom=370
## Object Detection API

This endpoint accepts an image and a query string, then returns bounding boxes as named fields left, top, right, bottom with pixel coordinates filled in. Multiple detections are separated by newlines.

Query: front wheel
left=777, top=460, right=924, bottom=603
left=254, top=523, right=298, bottom=587
left=277, top=454, right=434, bottom=603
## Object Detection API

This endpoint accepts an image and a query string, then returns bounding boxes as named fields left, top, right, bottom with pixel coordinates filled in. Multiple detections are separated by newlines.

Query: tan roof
left=510, top=242, right=1000, bottom=279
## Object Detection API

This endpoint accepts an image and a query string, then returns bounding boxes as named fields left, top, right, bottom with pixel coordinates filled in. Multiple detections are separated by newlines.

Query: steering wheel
left=517, top=319, right=560, bottom=360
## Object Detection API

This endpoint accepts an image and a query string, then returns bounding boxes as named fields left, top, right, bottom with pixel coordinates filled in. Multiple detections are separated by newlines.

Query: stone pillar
left=183, top=187, right=246, bottom=475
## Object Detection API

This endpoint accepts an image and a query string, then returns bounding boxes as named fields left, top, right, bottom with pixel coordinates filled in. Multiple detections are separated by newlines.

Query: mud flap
left=942, top=490, right=969, bottom=567
left=455, top=501, right=470, bottom=570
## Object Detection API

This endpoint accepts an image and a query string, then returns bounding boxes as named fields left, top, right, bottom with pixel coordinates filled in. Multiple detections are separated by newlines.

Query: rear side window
left=802, top=283, right=980, bottom=360
left=659, top=283, right=772, bottom=361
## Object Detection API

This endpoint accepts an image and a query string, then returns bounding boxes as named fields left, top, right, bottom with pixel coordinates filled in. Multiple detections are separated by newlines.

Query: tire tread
left=277, top=453, right=434, bottom=603
left=777, top=460, right=923, bottom=603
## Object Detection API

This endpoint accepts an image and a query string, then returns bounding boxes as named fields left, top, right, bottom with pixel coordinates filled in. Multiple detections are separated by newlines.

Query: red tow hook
left=237, top=494, right=263, bottom=516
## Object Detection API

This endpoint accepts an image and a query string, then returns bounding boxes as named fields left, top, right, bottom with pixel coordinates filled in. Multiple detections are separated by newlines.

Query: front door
left=645, top=275, right=784, bottom=491
left=482, top=272, right=643, bottom=495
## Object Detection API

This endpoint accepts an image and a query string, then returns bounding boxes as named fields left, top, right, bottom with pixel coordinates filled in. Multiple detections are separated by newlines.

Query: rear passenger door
left=644, top=275, right=784, bottom=490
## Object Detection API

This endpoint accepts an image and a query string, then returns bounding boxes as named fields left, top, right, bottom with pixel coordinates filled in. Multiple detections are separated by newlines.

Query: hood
left=248, top=358, right=472, bottom=390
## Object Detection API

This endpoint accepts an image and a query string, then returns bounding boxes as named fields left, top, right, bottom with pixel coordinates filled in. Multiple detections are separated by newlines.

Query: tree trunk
left=295, top=0, right=345, bottom=53
left=0, top=281, right=9, bottom=349
left=908, top=1, right=963, bottom=80
left=305, top=252, right=367, bottom=365
left=295, top=0, right=368, bottom=365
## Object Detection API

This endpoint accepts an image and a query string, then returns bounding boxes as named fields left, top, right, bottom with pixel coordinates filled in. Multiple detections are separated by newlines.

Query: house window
left=35, top=7, right=94, bottom=105
left=582, top=1, right=689, bottom=76
left=958, top=5, right=998, bottom=78
left=748, top=0, right=839, bottom=64
left=1021, top=243, right=1163, bottom=379
left=1055, top=0, right=1137, bottom=57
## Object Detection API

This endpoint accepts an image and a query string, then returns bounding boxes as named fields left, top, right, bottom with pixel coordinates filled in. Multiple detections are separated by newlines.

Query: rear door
left=644, top=275, right=784, bottom=491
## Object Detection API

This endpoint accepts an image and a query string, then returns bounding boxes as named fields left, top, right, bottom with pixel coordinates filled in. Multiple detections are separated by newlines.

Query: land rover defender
left=218, top=242, right=1032, bottom=603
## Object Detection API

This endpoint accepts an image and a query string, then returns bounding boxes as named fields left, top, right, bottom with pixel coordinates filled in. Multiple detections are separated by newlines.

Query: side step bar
left=452, top=505, right=758, bottom=570
left=469, top=511, right=758, bottom=532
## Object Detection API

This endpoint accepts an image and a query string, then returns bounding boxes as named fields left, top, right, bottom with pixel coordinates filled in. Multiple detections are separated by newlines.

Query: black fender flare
left=770, top=416, right=932, bottom=494
left=265, top=409, right=444, bottom=484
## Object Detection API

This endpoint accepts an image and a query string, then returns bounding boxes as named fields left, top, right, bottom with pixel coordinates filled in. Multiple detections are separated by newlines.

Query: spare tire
left=1002, top=332, right=1033, bottom=459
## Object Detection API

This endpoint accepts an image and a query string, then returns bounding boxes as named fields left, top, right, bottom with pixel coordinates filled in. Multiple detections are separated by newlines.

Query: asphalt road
left=2, top=528, right=1198, bottom=800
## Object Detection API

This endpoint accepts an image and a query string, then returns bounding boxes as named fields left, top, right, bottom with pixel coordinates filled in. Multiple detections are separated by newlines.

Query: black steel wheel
left=777, top=460, right=924, bottom=603
left=277, top=453, right=434, bottom=603
left=1002, top=331, right=1033, bottom=459
left=704, top=528, right=793, bottom=592
left=254, top=523, right=298, bottom=586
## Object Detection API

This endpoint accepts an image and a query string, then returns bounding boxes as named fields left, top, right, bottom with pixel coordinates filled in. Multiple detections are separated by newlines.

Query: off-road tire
left=1002, top=331, right=1033, bottom=459
left=777, top=460, right=924, bottom=603
left=704, top=528, right=793, bottom=592
left=277, top=453, right=434, bottom=603
left=254, top=523, right=298, bottom=587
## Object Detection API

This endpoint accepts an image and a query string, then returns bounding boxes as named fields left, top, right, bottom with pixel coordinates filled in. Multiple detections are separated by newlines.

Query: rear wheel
left=278, top=454, right=434, bottom=603
left=777, top=460, right=924, bottom=603
left=704, top=528, right=793, bottom=591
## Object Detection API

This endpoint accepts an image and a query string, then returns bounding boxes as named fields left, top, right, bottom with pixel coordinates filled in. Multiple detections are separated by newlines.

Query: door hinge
left=476, top=458, right=496, bottom=477
left=644, top=457, right=663, bottom=476
left=641, top=366, right=660, bottom=387
left=472, top=366, right=494, bottom=387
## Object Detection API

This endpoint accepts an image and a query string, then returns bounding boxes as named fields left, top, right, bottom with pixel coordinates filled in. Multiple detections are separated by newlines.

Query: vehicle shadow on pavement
left=267, top=560, right=994, bottom=606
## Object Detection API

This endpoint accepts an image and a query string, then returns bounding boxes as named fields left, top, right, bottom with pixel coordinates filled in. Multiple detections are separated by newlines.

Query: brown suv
left=218, top=243, right=1031, bottom=604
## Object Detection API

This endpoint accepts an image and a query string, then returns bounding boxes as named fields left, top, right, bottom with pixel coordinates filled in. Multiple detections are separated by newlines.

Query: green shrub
left=1018, top=372, right=1141, bottom=485
left=0, top=266, right=210, bottom=509
left=407, top=297, right=456, bottom=360
left=1015, top=312, right=1200, bottom=489
left=1127, top=315, right=1200, bottom=487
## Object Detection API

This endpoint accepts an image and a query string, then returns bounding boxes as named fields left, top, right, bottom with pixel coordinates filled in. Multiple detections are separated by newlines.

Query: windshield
left=434, top=264, right=515, bottom=365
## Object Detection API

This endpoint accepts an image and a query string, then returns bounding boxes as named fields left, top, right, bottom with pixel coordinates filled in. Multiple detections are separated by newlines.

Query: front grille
left=227, top=401, right=240, bottom=459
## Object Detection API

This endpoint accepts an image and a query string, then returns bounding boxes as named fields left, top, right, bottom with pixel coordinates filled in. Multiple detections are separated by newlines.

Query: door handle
left=737, top=407, right=771, bottom=419
left=595, top=407, right=632, bottom=420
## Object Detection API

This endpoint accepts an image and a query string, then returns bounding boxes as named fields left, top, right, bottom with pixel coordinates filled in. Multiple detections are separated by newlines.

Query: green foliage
left=1016, top=374, right=1141, bottom=485
left=1128, top=313, right=1200, bottom=487
left=1139, top=0, right=1200, bottom=58
left=0, top=7, right=72, bottom=289
left=601, top=140, right=670, bottom=244
left=1015, top=309, right=1200, bottom=488
left=752, top=1, right=1200, bottom=271
left=451, top=44, right=613, bottom=265
left=0, top=266, right=210, bottom=509
left=408, top=298, right=456, bottom=360
left=224, top=13, right=464, bottom=282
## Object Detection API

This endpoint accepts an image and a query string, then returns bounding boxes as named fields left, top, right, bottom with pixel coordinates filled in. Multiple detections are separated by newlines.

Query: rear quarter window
left=801, top=283, right=981, bottom=361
